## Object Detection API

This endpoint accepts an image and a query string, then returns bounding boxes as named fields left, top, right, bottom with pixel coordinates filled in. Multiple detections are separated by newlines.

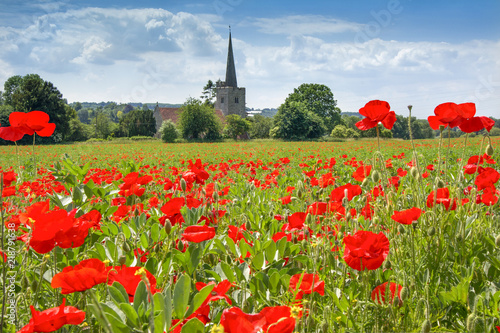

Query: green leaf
left=140, top=233, right=149, bottom=249
left=153, top=292, right=167, bottom=333
left=112, top=282, right=130, bottom=304
left=185, top=284, right=214, bottom=318
left=264, top=240, right=276, bottom=264
left=251, top=252, right=265, bottom=271
left=122, top=223, right=132, bottom=239
left=173, top=274, right=191, bottom=319
left=151, top=223, right=160, bottom=243
left=109, top=284, right=128, bottom=305
left=164, top=285, right=172, bottom=332
left=133, top=281, right=148, bottom=312
left=188, top=245, right=202, bottom=275
left=119, top=303, right=140, bottom=328
left=439, top=278, right=469, bottom=305
left=180, top=317, right=205, bottom=333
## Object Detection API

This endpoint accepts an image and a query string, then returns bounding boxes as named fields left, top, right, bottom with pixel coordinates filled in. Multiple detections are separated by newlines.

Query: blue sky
left=0, top=0, right=499, bottom=118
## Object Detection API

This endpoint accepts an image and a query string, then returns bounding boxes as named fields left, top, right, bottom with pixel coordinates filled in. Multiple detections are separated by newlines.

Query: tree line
left=1, top=74, right=499, bottom=145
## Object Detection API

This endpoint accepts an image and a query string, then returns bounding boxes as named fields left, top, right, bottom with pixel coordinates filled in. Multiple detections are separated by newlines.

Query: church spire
left=225, top=27, right=237, bottom=87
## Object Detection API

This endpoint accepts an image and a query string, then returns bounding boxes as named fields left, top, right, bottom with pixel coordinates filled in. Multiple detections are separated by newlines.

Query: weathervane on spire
left=229, top=25, right=231, bottom=33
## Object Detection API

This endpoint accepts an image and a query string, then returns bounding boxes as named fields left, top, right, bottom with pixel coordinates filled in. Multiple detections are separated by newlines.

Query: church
left=153, top=30, right=246, bottom=135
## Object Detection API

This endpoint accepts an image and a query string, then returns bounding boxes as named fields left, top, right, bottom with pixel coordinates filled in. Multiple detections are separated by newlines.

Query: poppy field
left=1, top=104, right=500, bottom=333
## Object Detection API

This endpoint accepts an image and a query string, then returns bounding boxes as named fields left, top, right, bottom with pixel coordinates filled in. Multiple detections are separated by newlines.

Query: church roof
left=225, top=32, right=238, bottom=87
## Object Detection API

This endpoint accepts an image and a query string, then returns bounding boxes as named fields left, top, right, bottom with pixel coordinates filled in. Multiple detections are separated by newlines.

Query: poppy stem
left=376, top=125, right=380, bottom=152
left=32, top=133, right=37, bottom=175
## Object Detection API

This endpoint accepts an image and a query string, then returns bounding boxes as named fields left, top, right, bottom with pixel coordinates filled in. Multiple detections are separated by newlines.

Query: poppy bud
left=486, top=144, right=494, bottom=156
left=320, top=321, right=329, bottom=331
left=410, top=167, right=419, bottom=179
left=398, top=224, right=406, bottom=234
left=373, top=216, right=380, bottom=226
left=297, top=180, right=305, bottom=193
left=472, top=317, right=485, bottom=333
left=407, top=105, right=413, bottom=112
left=427, top=226, right=436, bottom=237
left=400, top=286, right=409, bottom=301
left=180, top=178, right=187, bottom=192
left=439, top=124, right=445, bottom=131
left=435, top=178, right=445, bottom=188
left=383, top=259, right=391, bottom=270
left=118, top=255, right=126, bottom=266
left=177, top=240, right=184, bottom=252
left=164, top=219, right=172, bottom=235
left=371, top=170, right=380, bottom=183
left=466, top=313, right=476, bottom=332
left=495, top=234, right=500, bottom=247
left=123, top=241, right=131, bottom=252
left=361, top=178, right=369, bottom=187
left=421, top=319, right=431, bottom=333
left=346, top=212, right=352, bottom=222
left=22, top=276, right=29, bottom=289
left=213, top=191, right=219, bottom=202
left=456, top=233, right=463, bottom=243
left=245, top=220, right=252, bottom=231
left=296, top=188, right=303, bottom=199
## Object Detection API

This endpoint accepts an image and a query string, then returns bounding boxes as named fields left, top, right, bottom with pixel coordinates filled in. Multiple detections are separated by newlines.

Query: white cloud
left=250, top=15, right=364, bottom=35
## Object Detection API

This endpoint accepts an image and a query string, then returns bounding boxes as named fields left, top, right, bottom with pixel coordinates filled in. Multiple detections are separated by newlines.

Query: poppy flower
left=330, top=183, right=362, bottom=202
left=355, top=100, right=397, bottom=131
left=427, top=102, right=462, bottom=130
left=171, top=304, right=210, bottom=333
left=107, top=266, right=159, bottom=302
left=391, top=207, right=423, bottom=225
left=371, top=282, right=403, bottom=305
left=352, top=165, right=372, bottom=182
left=289, top=273, right=325, bottom=299
left=426, top=188, right=457, bottom=210
left=220, top=306, right=296, bottom=333
left=18, top=298, right=85, bottom=333
left=195, top=279, right=233, bottom=305
left=280, top=195, right=292, bottom=205
left=474, top=167, right=500, bottom=191
left=182, top=224, right=216, bottom=243
left=343, top=230, right=390, bottom=271
left=0, top=111, right=56, bottom=142
left=51, top=258, right=111, bottom=294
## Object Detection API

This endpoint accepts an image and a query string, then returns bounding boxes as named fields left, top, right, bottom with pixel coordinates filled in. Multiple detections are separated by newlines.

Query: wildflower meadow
left=1, top=102, right=499, bottom=332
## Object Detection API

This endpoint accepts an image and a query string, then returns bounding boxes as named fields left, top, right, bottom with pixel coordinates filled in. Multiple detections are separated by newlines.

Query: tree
left=78, top=109, right=89, bottom=124
left=284, top=83, right=341, bottom=132
left=160, top=120, right=179, bottom=143
left=201, top=80, right=216, bottom=106
left=94, top=112, right=115, bottom=139
left=223, top=114, right=250, bottom=139
left=272, top=101, right=326, bottom=140
left=118, top=109, right=156, bottom=137
left=178, top=98, right=222, bottom=140
left=249, top=114, right=273, bottom=139
left=392, top=115, right=433, bottom=140
left=331, top=125, right=359, bottom=139
left=1, top=74, right=71, bottom=143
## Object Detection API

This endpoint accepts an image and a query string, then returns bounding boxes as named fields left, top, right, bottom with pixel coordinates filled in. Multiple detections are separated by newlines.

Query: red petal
left=27, top=111, right=50, bottom=131
left=457, top=102, right=476, bottom=118
left=36, top=122, right=56, bottom=137
left=459, top=117, right=485, bottom=133
left=381, top=111, right=397, bottom=130
left=0, top=126, right=25, bottom=141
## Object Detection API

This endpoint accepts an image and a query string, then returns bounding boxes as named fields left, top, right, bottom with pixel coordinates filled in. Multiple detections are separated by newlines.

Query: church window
left=235, top=97, right=239, bottom=103
left=221, top=97, right=224, bottom=103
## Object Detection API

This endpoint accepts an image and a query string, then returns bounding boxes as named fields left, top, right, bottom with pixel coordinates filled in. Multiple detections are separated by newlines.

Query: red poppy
left=480, top=187, right=499, bottom=206
left=355, top=100, right=397, bottom=130
left=352, top=165, right=372, bottom=182
left=371, top=282, right=403, bottom=305
left=289, top=273, right=325, bottom=299
left=107, top=266, right=159, bottom=302
left=171, top=304, right=210, bottom=333
left=474, top=167, right=500, bottom=191
left=18, top=298, right=85, bottom=333
left=228, top=224, right=252, bottom=245
left=195, top=279, right=233, bottom=305
left=427, top=102, right=462, bottom=130
left=318, top=172, right=335, bottom=188
left=391, top=207, right=423, bottom=225
left=330, top=183, right=362, bottom=202
left=182, top=224, right=216, bottom=243
left=343, top=230, right=390, bottom=271
left=220, top=306, right=296, bottom=333
left=0, top=111, right=56, bottom=142
left=51, top=259, right=110, bottom=294
left=426, top=188, right=457, bottom=210
left=280, top=195, right=292, bottom=205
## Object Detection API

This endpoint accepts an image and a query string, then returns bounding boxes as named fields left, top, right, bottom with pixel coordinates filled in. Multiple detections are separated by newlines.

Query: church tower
left=215, top=29, right=246, bottom=118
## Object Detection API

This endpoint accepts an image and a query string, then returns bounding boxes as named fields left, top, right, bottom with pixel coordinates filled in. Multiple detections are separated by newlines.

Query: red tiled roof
left=158, top=108, right=181, bottom=124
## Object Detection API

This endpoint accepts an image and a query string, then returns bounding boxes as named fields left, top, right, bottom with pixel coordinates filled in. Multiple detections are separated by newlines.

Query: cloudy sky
left=0, top=0, right=499, bottom=118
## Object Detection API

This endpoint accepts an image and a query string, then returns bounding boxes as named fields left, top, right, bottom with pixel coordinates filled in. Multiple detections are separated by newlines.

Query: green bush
left=160, top=120, right=179, bottom=143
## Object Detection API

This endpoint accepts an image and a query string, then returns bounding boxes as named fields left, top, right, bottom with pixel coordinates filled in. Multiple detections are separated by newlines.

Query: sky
left=0, top=0, right=499, bottom=119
